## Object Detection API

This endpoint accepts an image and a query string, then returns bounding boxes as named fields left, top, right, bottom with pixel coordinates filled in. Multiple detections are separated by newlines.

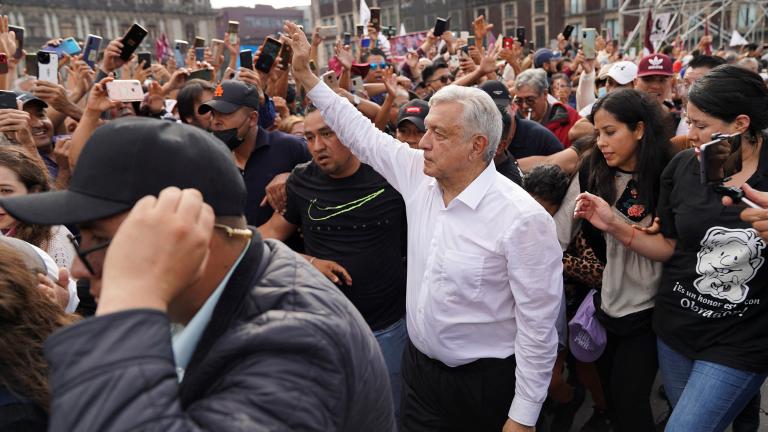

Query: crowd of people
left=1, top=10, right=768, bottom=432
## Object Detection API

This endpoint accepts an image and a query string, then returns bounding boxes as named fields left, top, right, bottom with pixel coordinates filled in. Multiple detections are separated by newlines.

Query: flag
left=643, top=8, right=654, bottom=55
left=703, top=17, right=712, bottom=55
left=487, top=31, right=496, bottom=49
left=399, top=23, right=406, bottom=36
left=359, top=0, right=371, bottom=27
left=155, top=32, right=169, bottom=62
left=729, top=30, right=748, bottom=47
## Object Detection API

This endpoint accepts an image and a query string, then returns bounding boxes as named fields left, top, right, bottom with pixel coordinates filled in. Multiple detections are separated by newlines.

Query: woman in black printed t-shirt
left=575, top=65, right=768, bottom=432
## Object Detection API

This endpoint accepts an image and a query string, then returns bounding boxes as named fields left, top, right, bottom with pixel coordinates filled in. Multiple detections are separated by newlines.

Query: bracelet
left=623, top=227, right=636, bottom=249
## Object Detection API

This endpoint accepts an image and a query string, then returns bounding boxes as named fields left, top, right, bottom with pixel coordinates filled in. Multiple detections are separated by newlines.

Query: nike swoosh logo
left=307, top=188, right=385, bottom=221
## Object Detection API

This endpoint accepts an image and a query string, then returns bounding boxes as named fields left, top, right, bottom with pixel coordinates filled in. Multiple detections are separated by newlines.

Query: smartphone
left=239, top=49, right=253, bottom=70
left=189, top=69, right=213, bottom=81
left=211, top=38, right=224, bottom=62
left=43, top=37, right=81, bottom=56
left=700, top=133, right=742, bottom=184
left=343, top=32, right=351, bottom=46
left=601, top=29, right=608, bottom=40
left=582, top=28, right=597, bottom=59
left=120, top=23, right=148, bottom=61
left=318, top=26, right=339, bottom=39
left=467, top=36, right=475, bottom=47
left=370, top=7, right=381, bottom=31
left=351, top=75, right=364, bottom=93
left=0, top=54, right=7, bottom=74
left=503, top=37, right=514, bottom=50
left=82, top=34, right=102, bottom=69
left=563, top=25, right=575, bottom=40
left=8, top=25, right=23, bottom=59
left=516, top=27, right=526, bottom=43
left=137, top=52, right=151, bottom=69
left=460, top=45, right=470, bottom=56
left=106, top=79, right=145, bottom=102
left=228, top=21, right=239, bottom=44
left=37, top=51, right=58, bottom=84
left=528, top=41, right=535, bottom=53
left=356, top=25, right=364, bottom=37
left=361, top=38, right=371, bottom=49
left=174, top=40, right=188, bottom=67
left=448, top=54, right=459, bottom=69
left=280, top=43, right=292, bottom=69
left=434, top=17, right=449, bottom=37
left=195, top=47, right=205, bottom=62
left=25, top=53, right=38, bottom=77
left=255, top=37, right=281, bottom=73
left=194, top=37, right=205, bottom=48
left=0, top=91, right=15, bottom=109
left=321, top=70, right=338, bottom=88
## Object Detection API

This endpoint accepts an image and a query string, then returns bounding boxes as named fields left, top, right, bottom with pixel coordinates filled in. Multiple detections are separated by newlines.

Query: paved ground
left=567, top=375, right=768, bottom=431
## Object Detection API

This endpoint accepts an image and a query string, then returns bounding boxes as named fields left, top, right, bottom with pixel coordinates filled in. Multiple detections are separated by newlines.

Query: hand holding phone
left=37, top=51, right=58, bottom=84
left=370, top=7, right=381, bottom=31
left=8, top=26, right=24, bottom=59
left=562, top=25, right=575, bottom=40
left=255, top=37, right=282, bottom=73
left=434, top=18, right=449, bottom=37
left=228, top=21, right=239, bottom=45
left=106, top=80, right=145, bottom=102
left=119, top=23, right=148, bottom=61
left=239, top=49, right=254, bottom=70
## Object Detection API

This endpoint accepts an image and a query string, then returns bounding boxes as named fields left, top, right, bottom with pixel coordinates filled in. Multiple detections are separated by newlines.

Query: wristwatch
left=352, top=94, right=361, bottom=106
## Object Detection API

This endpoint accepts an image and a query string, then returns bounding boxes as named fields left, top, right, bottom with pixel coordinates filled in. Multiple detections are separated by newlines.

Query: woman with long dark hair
left=575, top=65, right=768, bottom=431
left=555, top=88, right=673, bottom=431
left=0, top=241, right=75, bottom=431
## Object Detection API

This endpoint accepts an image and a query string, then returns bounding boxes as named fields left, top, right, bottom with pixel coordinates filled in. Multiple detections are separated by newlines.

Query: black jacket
left=43, top=235, right=395, bottom=431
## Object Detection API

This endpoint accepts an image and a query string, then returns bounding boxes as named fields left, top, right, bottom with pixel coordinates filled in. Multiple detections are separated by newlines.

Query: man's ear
left=470, top=134, right=489, bottom=162
left=250, top=110, right=260, bottom=128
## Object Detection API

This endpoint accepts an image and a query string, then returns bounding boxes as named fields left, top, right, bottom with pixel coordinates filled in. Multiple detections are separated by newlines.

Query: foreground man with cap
left=283, top=21, right=562, bottom=432
left=0, top=117, right=395, bottom=431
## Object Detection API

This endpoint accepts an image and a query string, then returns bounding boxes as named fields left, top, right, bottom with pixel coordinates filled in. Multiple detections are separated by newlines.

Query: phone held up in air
left=562, top=25, right=575, bottom=40
left=137, top=52, right=151, bottom=70
left=37, top=51, right=58, bottom=84
left=82, top=34, right=103, bottom=69
left=582, top=28, right=598, bottom=59
left=516, top=27, right=526, bottom=43
left=228, top=21, right=239, bottom=44
left=434, top=17, right=450, bottom=38
left=255, top=37, right=282, bottom=73
left=120, top=23, right=148, bottom=61
left=321, top=70, right=339, bottom=88
left=25, top=53, right=38, bottom=78
left=188, top=69, right=213, bottom=82
left=8, top=25, right=24, bottom=59
left=106, top=80, right=145, bottom=102
left=503, top=37, right=514, bottom=50
left=239, top=49, right=253, bottom=70
left=174, top=40, right=188, bottom=67
left=370, top=7, right=381, bottom=31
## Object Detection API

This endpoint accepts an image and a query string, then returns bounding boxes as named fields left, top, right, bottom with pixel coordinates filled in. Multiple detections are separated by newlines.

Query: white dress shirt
left=308, top=81, right=563, bottom=426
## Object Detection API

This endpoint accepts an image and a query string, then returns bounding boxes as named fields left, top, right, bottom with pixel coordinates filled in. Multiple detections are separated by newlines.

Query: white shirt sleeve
left=503, top=211, right=563, bottom=426
left=576, top=70, right=596, bottom=112
left=307, top=81, right=425, bottom=199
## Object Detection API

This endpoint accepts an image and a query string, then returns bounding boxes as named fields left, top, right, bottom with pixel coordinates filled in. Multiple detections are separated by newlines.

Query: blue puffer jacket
left=44, top=234, right=395, bottom=432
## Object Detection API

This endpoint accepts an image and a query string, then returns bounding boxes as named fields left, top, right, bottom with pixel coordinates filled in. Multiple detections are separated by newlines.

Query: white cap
left=606, top=61, right=638, bottom=85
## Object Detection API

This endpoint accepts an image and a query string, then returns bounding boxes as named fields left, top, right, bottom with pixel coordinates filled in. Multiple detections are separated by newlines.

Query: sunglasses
left=369, top=62, right=388, bottom=70
left=430, top=75, right=452, bottom=84
left=513, top=96, right=538, bottom=106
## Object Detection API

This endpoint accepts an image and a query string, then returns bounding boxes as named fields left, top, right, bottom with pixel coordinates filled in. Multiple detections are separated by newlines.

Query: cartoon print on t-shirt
left=694, top=227, right=766, bottom=304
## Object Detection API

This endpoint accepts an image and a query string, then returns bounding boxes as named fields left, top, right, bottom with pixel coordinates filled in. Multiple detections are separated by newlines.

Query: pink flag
left=155, top=32, right=170, bottom=62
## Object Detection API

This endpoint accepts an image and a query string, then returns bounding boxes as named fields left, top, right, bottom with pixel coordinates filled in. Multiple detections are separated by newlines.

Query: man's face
left=210, top=106, right=255, bottom=133
left=365, top=54, right=387, bottom=83
left=605, top=76, right=633, bottom=93
left=304, top=110, right=355, bottom=177
left=427, top=67, right=452, bottom=92
left=396, top=120, right=425, bottom=149
left=110, top=102, right=136, bottom=119
left=419, top=102, right=476, bottom=179
left=635, top=74, right=672, bottom=104
left=23, top=103, right=53, bottom=149
left=543, top=60, right=558, bottom=73
left=71, top=213, right=128, bottom=303
left=514, top=85, right=547, bottom=122
left=189, top=90, right=213, bottom=130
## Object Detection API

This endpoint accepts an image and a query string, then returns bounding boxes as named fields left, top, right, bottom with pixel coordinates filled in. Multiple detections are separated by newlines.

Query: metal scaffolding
left=619, top=0, right=768, bottom=51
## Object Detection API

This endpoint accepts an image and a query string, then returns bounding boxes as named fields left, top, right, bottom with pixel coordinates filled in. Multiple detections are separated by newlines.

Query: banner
left=650, top=12, right=673, bottom=48
left=388, top=31, right=428, bottom=58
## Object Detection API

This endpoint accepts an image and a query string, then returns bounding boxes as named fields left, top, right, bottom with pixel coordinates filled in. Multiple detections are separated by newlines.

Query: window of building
left=604, top=19, right=619, bottom=40
left=535, top=23, right=546, bottom=48
left=475, top=7, right=487, bottom=19
left=569, top=0, right=583, bottom=15
left=449, top=10, right=462, bottom=30
left=534, top=0, right=545, bottom=14
left=504, top=2, right=516, bottom=19
left=737, top=3, right=757, bottom=29
left=605, top=0, right=619, bottom=8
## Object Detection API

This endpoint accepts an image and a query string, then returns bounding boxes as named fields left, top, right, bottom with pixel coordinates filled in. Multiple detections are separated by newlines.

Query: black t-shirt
left=495, top=151, right=523, bottom=186
left=508, top=114, right=564, bottom=159
left=284, top=162, right=406, bottom=331
left=654, top=142, right=768, bottom=372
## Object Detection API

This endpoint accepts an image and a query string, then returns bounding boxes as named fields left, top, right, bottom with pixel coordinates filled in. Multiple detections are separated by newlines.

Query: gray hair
left=429, top=85, right=502, bottom=163
left=515, top=68, right=549, bottom=95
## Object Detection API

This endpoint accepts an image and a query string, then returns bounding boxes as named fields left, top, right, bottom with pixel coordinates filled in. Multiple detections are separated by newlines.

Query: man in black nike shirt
left=258, top=105, right=407, bottom=421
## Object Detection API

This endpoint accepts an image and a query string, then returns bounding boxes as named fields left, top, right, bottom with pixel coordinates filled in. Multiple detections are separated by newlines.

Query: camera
left=37, top=51, right=51, bottom=64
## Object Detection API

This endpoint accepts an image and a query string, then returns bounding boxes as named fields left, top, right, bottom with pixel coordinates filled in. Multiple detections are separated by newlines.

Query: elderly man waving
left=283, top=22, right=563, bottom=432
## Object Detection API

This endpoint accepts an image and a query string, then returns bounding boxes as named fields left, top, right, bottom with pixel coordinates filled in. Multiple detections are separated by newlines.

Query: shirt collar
left=429, top=162, right=497, bottom=210
left=171, top=239, right=251, bottom=381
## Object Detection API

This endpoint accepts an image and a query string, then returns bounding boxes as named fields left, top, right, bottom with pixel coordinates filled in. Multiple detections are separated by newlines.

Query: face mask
left=212, top=115, right=250, bottom=150
left=597, top=87, right=608, bottom=98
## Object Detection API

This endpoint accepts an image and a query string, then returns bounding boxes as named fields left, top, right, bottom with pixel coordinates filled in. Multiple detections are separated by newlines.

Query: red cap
left=637, top=54, right=673, bottom=77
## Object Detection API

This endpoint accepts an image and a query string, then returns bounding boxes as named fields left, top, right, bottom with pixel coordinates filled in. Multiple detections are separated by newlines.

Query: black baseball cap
left=0, top=117, right=246, bottom=226
left=396, top=99, right=429, bottom=132
left=479, top=80, right=511, bottom=107
left=16, top=92, right=48, bottom=109
left=198, top=80, right=260, bottom=115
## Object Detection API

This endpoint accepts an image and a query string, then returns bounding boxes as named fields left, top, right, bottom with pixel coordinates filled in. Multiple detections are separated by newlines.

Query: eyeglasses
left=369, top=62, right=388, bottom=70
left=67, top=224, right=251, bottom=275
left=68, top=234, right=110, bottom=275
left=430, top=75, right=452, bottom=84
left=513, top=96, right=539, bottom=107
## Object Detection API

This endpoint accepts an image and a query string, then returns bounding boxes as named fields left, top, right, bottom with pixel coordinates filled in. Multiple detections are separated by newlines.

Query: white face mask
left=598, top=86, right=608, bottom=98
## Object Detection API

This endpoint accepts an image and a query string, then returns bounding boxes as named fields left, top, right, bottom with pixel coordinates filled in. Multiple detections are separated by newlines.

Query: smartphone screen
left=195, top=47, right=205, bottom=62
left=26, top=53, right=38, bottom=77
left=228, top=21, right=239, bottom=44
left=194, top=37, right=205, bottom=48
left=239, top=49, right=253, bottom=70
left=0, top=90, right=16, bottom=109
left=83, top=35, right=102, bottom=69
left=255, top=38, right=281, bottom=73
left=120, top=23, right=148, bottom=60
left=61, top=37, right=82, bottom=55
left=370, top=7, right=381, bottom=31
left=516, top=27, right=526, bottom=43
left=361, top=38, right=371, bottom=49
left=189, top=69, right=213, bottom=81
left=137, top=52, right=151, bottom=69
left=434, top=18, right=448, bottom=37
left=343, top=32, right=351, bottom=46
